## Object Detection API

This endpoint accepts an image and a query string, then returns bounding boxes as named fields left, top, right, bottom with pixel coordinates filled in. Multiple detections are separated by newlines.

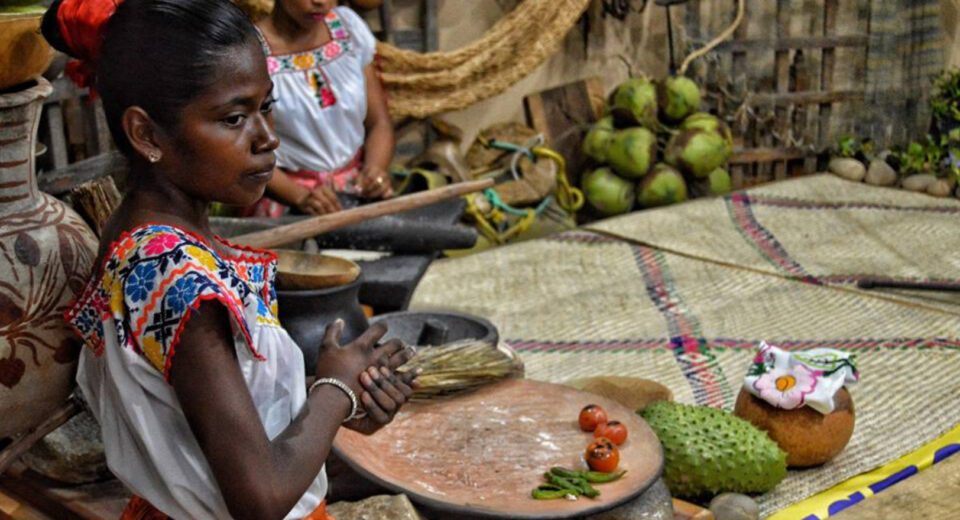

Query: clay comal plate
left=333, top=379, right=664, bottom=519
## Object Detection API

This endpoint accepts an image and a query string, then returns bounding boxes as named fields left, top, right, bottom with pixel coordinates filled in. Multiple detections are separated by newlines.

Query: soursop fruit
left=640, top=401, right=787, bottom=498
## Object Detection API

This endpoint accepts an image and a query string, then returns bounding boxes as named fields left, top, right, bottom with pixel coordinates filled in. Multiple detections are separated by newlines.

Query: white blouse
left=262, top=6, right=377, bottom=173
left=68, top=224, right=326, bottom=519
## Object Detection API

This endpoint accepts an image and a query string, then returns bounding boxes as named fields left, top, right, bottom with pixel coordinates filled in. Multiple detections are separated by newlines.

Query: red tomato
left=578, top=404, right=608, bottom=432
left=585, top=437, right=620, bottom=472
left=594, top=420, right=628, bottom=445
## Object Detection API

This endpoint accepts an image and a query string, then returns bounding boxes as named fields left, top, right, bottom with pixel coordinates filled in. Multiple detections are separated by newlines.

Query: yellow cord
left=532, top=146, right=584, bottom=213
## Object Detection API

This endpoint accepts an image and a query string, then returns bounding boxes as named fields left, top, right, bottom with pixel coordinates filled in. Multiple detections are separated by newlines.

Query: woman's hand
left=358, top=165, right=394, bottom=200
left=315, top=320, right=391, bottom=399
left=295, top=185, right=342, bottom=215
left=344, top=365, right=418, bottom=435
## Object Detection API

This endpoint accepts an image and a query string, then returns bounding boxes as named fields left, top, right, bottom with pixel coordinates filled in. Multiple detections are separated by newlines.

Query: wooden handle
left=857, top=279, right=960, bottom=292
left=0, top=398, right=82, bottom=476
left=231, top=179, right=494, bottom=249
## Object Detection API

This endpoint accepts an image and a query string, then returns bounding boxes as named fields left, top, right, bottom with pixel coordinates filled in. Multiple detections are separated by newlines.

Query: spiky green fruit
left=640, top=401, right=787, bottom=499
left=666, top=128, right=733, bottom=178
left=638, top=163, right=688, bottom=208
left=606, top=127, right=657, bottom=179
left=610, top=78, right=658, bottom=128
left=657, top=76, right=701, bottom=123
left=581, top=166, right=635, bottom=216
left=582, top=116, right=615, bottom=162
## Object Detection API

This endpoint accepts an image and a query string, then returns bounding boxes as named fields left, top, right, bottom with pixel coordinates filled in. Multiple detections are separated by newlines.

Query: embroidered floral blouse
left=67, top=224, right=326, bottom=520
left=262, top=6, right=377, bottom=174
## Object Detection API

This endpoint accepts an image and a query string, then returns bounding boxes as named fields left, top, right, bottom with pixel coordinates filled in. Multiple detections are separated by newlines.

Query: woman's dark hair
left=41, top=0, right=259, bottom=156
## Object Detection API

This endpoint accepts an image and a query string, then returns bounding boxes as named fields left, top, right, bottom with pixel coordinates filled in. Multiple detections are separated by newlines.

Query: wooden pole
left=231, top=179, right=494, bottom=249
left=0, top=398, right=82, bottom=476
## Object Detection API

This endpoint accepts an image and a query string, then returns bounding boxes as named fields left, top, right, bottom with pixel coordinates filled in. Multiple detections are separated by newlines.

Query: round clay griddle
left=333, top=379, right=664, bottom=519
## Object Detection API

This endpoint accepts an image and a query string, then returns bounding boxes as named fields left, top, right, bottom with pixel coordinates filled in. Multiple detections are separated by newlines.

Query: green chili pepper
left=531, top=487, right=571, bottom=500
left=582, top=470, right=627, bottom=483
left=549, top=467, right=584, bottom=479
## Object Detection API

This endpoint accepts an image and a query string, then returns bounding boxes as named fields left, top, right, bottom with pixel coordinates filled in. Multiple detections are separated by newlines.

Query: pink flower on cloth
left=143, top=234, right=180, bottom=256
left=752, top=365, right=819, bottom=410
left=266, top=57, right=280, bottom=75
left=323, top=41, right=343, bottom=59
left=743, top=341, right=859, bottom=414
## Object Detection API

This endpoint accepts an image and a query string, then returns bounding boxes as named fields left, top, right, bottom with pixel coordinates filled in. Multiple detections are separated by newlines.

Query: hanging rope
left=377, top=0, right=592, bottom=119
left=678, top=0, right=745, bottom=75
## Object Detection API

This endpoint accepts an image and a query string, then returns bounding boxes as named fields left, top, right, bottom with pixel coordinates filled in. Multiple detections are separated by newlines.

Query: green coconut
left=581, top=167, right=635, bottom=216
left=681, top=113, right=734, bottom=147
left=666, top=128, right=733, bottom=178
left=606, top=127, right=657, bottom=179
left=582, top=116, right=616, bottom=162
left=610, top=78, right=658, bottom=128
left=691, top=167, right=733, bottom=198
left=638, top=163, right=688, bottom=208
left=657, top=76, right=702, bottom=123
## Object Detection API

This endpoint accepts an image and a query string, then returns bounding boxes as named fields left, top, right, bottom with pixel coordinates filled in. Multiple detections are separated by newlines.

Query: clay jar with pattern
left=0, top=77, right=97, bottom=439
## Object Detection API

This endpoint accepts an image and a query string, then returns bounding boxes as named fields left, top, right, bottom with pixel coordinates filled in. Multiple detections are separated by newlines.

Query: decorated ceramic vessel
left=0, top=77, right=97, bottom=439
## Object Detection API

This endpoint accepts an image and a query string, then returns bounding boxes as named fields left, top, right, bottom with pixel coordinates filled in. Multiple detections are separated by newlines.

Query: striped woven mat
left=409, top=174, right=960, bottom=516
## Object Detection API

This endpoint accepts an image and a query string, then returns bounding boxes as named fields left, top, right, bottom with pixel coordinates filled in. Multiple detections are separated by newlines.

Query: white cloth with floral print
left=743, top=341, right=859, bottom=414
left=68, top=225, right=326, bottom=519
left=260, top=6, right=376, bottom=174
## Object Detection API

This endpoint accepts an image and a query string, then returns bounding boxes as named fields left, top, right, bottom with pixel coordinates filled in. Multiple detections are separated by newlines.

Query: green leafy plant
left=931, top=69, right=960, bottom=126
left=894, top=136, right=944, bottom=176
left=834, top=135, right=875, bottom=161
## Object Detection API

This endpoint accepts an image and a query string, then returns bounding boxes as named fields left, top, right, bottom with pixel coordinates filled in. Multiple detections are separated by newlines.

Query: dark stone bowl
left=369, top=311, right=498, bottom=348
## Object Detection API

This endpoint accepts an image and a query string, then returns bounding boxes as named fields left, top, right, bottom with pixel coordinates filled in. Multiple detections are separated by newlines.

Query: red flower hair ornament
left=56, top=0, right=124, bottom=90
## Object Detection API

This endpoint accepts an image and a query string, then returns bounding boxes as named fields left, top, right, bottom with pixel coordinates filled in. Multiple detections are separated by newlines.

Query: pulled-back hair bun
left=41, top=0, right=125, bottom=88
left=41, top=0, right=258, bottom=156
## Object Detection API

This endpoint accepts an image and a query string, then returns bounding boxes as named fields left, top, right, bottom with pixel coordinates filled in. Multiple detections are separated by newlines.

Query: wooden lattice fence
left=680, top=0, right=944, bottom=187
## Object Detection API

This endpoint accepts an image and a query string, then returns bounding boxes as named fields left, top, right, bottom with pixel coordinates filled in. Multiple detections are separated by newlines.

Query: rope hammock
left=376, top=0, right=591, bottom=119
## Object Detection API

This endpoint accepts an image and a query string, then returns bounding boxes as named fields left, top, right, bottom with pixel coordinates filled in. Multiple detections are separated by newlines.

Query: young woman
left=44, top=0, right=415, bottom=518
left=247, top=0, right=395, bottom=217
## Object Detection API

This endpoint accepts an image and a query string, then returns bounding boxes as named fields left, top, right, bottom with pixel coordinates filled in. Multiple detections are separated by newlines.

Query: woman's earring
left=148, top=151, right=161, bottom=163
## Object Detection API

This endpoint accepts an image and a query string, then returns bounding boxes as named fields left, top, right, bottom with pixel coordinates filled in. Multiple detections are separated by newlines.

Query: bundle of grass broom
left=398, top=339, right=524, bottom=400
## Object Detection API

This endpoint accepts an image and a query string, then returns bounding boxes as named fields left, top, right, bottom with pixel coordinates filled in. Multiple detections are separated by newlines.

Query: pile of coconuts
left=580, top=75, right=734, bottom=217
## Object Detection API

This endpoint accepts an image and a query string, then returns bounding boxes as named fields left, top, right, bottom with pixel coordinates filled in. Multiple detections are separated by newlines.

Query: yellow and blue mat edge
left=769, top=424, right=960, bottom=519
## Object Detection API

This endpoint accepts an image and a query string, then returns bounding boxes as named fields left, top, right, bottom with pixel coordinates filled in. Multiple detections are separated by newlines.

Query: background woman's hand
left=296, top=185, right=342, bottom=215
left=358, top=165, right=394, bottom=200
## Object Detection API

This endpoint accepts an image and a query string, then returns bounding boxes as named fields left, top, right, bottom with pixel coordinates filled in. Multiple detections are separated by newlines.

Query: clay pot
left=0, top=13, right=55, bottom=91
left=277, top=279, right=369, bottom=376
left=733, top=387, right=855, bottom=468
left=0, top=77, right=98, bottom=439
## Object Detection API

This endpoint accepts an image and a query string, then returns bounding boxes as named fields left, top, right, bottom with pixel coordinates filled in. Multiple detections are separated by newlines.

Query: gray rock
left=709, top=492, right=760, bottom=520
left=927, top=179, right=954, bottom=197
left=828, top=158, right=866, bottom=182
left=864, top=160, right=897, bottom=186
left=328, top=495, right=425, bottom=520
left=21, top=410, right=110, bottom=484
left=587, top=478, right=674, bottom=520
left=901, top=174, right=937, bottom=192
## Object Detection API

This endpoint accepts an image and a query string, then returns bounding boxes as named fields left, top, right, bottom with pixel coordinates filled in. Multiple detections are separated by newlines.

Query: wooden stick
left=231, top=179, right=494, bottom=249
left=856, top=279, right=960, bottom=293
left=0, top=398, right=82, bottom=476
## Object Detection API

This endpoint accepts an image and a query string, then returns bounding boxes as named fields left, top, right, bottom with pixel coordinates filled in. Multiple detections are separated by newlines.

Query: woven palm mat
left=587, top=174, right=960, bottom=313
left=409, top=177, right=960, bottom=516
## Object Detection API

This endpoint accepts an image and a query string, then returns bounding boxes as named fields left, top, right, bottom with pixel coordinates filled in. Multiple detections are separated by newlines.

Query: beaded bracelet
left=308, top=377, right=361, bottom=423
